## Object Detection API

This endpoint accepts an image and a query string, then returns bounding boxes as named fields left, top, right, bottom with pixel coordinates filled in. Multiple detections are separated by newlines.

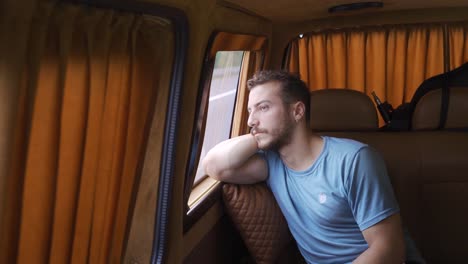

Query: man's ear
left=292, top=101, right=305, bottom=122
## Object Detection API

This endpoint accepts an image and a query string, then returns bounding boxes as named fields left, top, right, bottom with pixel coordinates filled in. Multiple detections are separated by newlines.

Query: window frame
left=182, top=31, right=267, bottom=233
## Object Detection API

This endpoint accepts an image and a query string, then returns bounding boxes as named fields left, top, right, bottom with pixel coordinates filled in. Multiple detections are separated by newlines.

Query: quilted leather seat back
left=222, top=183, right=293, bottom=264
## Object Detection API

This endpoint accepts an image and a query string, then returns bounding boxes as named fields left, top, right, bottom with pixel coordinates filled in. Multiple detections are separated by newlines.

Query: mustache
left=250, top=127, right=267, bottom=135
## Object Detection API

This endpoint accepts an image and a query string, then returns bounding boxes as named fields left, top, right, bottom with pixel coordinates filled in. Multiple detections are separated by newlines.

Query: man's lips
left=251, top=129, right=266, bottom=136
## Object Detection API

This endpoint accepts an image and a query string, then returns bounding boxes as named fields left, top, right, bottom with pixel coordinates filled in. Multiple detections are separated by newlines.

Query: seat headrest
left=310, top=89, right=378, bottom=131
left=412, top=87, right=468, bottom=130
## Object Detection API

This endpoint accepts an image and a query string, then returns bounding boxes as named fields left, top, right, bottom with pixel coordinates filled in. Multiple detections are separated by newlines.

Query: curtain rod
left=299, top=20, right=468, bottom=36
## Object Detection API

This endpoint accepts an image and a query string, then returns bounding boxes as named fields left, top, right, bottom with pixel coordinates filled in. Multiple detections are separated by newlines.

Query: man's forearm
left=354, top=213, right=405, bottom=264
left=202, top=134, right=258, bottom=178
left=353, top=247, right=389, bottom=264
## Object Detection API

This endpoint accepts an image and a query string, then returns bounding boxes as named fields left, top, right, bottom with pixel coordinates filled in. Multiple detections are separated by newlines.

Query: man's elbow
left=201, top=157, right=216, bottom=179
left=202, top=157, right=231, bottom=182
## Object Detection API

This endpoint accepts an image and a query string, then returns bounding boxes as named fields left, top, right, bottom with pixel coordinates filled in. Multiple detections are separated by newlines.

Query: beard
left=257, top=115, right=296, bottom=151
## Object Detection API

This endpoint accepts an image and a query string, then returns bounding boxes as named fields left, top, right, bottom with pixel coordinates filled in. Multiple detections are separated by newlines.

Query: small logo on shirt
left=318, top=193, right=327, bottom=204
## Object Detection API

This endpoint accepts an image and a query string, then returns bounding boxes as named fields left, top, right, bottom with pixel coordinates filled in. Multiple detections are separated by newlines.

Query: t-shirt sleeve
left=345, top=146, right=400, bottom=231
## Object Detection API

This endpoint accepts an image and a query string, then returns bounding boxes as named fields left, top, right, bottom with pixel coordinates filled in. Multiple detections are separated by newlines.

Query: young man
left=202, top=71, right=405, bottom=263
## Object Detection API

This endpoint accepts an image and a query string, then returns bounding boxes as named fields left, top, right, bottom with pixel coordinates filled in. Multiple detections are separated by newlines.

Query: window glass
left=193, top=51, right=244, bottom=184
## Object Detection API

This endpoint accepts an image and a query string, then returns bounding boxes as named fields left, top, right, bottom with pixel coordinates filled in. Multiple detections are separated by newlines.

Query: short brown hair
left=247, top=70, right=310, bottom=122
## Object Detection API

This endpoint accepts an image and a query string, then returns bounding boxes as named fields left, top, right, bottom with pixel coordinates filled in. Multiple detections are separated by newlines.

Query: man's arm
left=348, top=147, right=405, bottom=263
left=353, top=213, right=405, bottom=264
left=202, top=134, right=268, bottom=184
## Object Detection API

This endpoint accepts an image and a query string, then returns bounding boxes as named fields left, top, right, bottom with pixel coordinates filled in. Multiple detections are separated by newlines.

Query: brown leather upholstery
left=222, top=183, right=294, bottom=264
left=412, top=87, right=468, bottom=130
left=310, top=89, right=378, bottom=131
left=322, top=132, right=468, bottom=263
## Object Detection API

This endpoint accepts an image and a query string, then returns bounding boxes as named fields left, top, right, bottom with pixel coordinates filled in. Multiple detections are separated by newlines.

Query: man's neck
left=278, top=125, right=324, bottom=171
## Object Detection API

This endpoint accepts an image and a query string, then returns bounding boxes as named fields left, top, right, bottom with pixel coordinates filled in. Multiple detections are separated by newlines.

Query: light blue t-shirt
left=261, top=136, right=399, bottom=264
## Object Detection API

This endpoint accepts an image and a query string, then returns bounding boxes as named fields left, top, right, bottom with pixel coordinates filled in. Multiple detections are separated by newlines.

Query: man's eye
left=260, top=105, right=269, bottom=111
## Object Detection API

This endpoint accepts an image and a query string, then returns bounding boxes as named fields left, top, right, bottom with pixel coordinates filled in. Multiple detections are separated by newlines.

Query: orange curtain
left=287, top=25, right=446, bottom=111
left=233, top=51, right=264, bottom=136
left=209, top=32, right=267, bottom=59
left=448, top=23, right=468, bottom=70
left=0, top=2, right=173, bottom=263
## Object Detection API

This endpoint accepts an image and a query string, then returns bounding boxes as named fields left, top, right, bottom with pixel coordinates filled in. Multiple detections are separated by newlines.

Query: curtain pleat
left=287, top=41, right=299, bottom=75
left=0, top=56, right=30, bottom=264
left=405, top=27, right=428, bottom=100
left=347, top=31, right=366, bottom=91
left=210, top=32, right=267, bottom=59
left=292, top=35, right=328, bottom=89
left=425, top=27, right=444, bottom=79
left=233, top=51, right=263, bottom=136
left=326, top=32, right=348, bottom=88
left=71, top=9, right=113, bottom=264
left=0, top=2, right=53, bottom=262
left=18, top=7, right=64, bottom=262
left=1, top=2, right=172, bottom=263
left=87, top=12, right=133, bottom=264
left=297, top=37, right=310, bottom=86
left=449, top=23, right=468, bottom=70
left=386, top=29, right=407, bottom=104
left=365, top=30, right=387, bottom=96
left=48, top=6, right=86, bottom=264
left=327, top=32, right=346, bottom=88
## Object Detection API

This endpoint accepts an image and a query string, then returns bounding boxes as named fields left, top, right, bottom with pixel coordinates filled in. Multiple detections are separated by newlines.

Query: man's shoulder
left=326, top=137, right=385, bottom=172
left=325, top=136, right=368, bottom=156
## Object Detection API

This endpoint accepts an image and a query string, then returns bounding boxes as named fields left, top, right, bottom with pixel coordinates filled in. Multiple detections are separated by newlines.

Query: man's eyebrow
left=247, top=100, right=271, bottom=111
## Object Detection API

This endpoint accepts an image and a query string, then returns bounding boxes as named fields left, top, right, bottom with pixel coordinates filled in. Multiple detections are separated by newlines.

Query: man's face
left=247, top=82, right=295, bottom=150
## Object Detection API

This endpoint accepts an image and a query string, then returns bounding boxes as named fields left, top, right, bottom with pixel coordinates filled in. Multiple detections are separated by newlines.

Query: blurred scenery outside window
left=193, top=51, right=244, bottom=184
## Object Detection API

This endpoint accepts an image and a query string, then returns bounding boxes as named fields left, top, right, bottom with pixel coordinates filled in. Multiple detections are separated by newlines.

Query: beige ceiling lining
left=218, top=0, right=270, bottom=21
left=223, top=0, right=468, bottom=23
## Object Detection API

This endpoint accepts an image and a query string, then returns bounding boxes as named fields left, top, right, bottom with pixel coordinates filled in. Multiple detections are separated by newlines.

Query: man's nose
left=247, top=112, right=258, bottom=128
